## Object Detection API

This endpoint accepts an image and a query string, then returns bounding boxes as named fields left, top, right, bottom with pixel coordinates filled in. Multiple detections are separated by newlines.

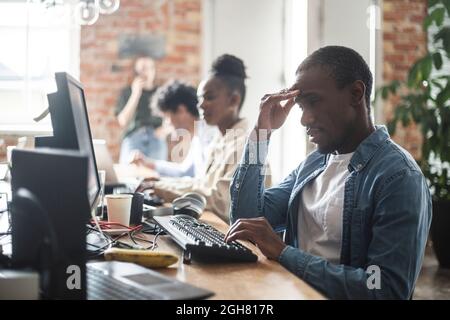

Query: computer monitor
left=44, top=72, right=101, bottom=211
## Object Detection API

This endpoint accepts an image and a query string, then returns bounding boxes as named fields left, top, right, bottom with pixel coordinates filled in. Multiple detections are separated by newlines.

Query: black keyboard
left=87, top=266, right=159, bottom=300
left=153, top=215, right=258, bottom=263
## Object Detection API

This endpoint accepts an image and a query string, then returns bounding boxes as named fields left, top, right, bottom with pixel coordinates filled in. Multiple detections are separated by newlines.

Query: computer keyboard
left=87, top=266, right=159, bottom=300
left=153, top=215, right=258, bottom=263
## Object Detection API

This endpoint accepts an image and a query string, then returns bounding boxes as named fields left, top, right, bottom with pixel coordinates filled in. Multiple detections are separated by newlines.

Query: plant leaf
left=382, top=86, right=389, bottom=99
left=430, top=7, right=446, bottom=26
left=408, top=60, right=421, bottom=87
left=432, top=52, right=443, bottom=69
left=443, top=0, right=450, bottom=17
left=387, top=121, right=396, bottom=135
left=411, top=103, right=422, bottom=123
left=434, top=26, right=450, bottom=55
left=422, top=54, right=433, bottom=80
left=390, top=80, right=401, bottom=94
left=436, top=82, right=450, bottom=107
left=423, top=14, right=434, bottom=30
left=428, top=0, right=438, bottom=8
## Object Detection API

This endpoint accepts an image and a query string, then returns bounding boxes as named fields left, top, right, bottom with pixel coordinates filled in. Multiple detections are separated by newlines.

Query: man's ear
left=350, top=80, right=366, bottom=108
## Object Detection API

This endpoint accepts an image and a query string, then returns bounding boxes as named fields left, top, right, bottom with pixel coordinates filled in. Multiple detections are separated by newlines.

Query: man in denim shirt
left=226, top=46, right=432, bottom=299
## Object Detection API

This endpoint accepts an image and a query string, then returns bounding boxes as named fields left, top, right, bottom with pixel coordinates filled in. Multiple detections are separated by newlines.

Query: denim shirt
left=230, top=126, right=432, bottom=299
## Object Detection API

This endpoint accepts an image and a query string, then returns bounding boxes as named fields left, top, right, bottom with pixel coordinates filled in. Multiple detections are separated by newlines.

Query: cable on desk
left=86, top=219, right=165, bottom=256
left=129, top=228, right=158, bottom=250
left=86, top=223, right=152, bottom=256
left=142, top=221, right=162, bottom=234
left=91, top=219, right=141, bottom=231
left=86, top=225, right=114, bottom=258
left=151, top=229, right=164, bottom=251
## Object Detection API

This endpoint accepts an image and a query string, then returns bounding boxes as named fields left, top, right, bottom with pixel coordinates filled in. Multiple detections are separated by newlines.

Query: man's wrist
left=250, top=126, right=272, bottom=142
left=245, top=137, right=270, bottom=165
left=277, top=245, right=289, bottom=262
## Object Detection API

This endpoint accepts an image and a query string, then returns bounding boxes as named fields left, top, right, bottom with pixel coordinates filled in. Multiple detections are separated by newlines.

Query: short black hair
left=297, top=46, right=373, bottom=112
left=153, top=80, right=199, bottom=117
left=211, top=54, right=247, bottom=110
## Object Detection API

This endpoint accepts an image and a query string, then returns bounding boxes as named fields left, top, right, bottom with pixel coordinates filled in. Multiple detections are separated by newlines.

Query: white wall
left=319, top=0, right=381, bottom=123
left=202, top=0, right=308, bottom=183
left=321, top=0, right=372, bottom=63
left=202, top=0, right=285, bottom=122
left=201, top=0, right=378, bottom=182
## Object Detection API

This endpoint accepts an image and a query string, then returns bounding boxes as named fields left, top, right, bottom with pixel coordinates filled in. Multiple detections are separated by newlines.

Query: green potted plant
left=376, top=0, right=450, bottom=267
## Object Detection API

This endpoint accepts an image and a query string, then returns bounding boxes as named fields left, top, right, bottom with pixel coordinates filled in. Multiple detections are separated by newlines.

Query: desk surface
left=148, top=211, right=325, bottom=300
left=0, top=175, right=325, bottom=300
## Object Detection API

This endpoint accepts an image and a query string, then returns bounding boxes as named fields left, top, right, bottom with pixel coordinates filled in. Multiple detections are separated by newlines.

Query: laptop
left=93, top=139, right=142, bottom=192
left=93, top=139, right=121, bottom=185
left=87, top=260, right=214, bottom=300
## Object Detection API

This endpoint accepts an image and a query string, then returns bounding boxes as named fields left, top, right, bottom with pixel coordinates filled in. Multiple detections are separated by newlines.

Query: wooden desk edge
left=153, top=210, right=326, bottom=300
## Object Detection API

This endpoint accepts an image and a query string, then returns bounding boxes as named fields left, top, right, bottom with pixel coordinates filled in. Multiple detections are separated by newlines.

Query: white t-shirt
left=297, top=152, right=354, bottom=264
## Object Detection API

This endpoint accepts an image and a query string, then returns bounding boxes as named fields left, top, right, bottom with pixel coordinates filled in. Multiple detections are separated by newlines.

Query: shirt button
left=356, top=164, right=363, bottom=170
left=235, top=183, right=240, bottom=189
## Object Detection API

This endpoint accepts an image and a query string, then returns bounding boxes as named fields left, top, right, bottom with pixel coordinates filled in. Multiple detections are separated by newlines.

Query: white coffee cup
left=105, top=194, right=132, bottom=226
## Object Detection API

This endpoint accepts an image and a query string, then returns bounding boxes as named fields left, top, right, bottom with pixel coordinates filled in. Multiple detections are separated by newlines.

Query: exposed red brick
left=80, top=0, right=202, bottom=161
left=393, top=43, right=419, bottom=51
left=383, top=33, right=397, bottom=41
left=382, top=0, right=427, bottom=160
left=384, top=54, right=406, bottom=63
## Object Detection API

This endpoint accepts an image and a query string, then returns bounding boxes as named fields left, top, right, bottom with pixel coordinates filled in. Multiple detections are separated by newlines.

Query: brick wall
left=1, top=0, right=428, bottom=163
left=382, top=0, right=428, bottom=159
left=80, top=0, right=202, bottom=161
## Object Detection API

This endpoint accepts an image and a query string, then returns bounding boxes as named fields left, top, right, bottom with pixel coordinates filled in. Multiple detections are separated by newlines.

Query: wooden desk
left=147, top=211, right=325, bottom=300
left=1, top=169, right=325, bottom=299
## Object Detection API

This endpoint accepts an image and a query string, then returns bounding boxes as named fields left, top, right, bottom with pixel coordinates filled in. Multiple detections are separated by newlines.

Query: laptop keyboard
left=87, top=266, right=159, bottom=300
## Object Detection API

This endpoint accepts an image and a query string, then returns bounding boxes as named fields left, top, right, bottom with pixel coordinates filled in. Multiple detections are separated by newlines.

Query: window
left=274, top=0, right=308, bottom=181
left=0, top=1, right=79, bottom=132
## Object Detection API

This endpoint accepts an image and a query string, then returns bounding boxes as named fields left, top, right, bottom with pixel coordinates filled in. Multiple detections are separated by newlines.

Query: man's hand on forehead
left=261, top=88, right=299, bottom=104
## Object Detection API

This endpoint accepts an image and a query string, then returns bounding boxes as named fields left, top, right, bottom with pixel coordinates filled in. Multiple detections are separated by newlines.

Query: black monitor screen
left=63, top=74, right=100, bottom=210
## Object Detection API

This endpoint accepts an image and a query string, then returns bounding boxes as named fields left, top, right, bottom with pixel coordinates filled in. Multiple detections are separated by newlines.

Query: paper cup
left=105, top=194, right=132, bottom=226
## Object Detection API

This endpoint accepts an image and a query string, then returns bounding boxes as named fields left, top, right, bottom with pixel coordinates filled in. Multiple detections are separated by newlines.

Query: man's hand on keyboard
left=225, top=217, right=286, bottom=260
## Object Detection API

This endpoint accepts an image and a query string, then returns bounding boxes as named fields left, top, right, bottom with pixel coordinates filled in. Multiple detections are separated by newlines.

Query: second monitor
left=37, top=72, right=101, bottom=214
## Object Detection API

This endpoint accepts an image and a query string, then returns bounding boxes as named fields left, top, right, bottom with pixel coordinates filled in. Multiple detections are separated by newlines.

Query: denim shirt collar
left=348, top=125, right=390, bottom=173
